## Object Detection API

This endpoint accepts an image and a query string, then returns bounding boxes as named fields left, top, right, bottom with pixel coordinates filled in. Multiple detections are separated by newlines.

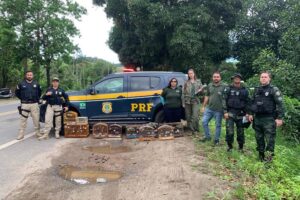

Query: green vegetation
left=38, top=57, right=117, bottom=91
left=0, top=0, right=86, bottom=87
left=195, top=124, right=300, bottom=199
left=0, top=0, right=299, bottom=197
left=94, top=0, right=243, bottom=82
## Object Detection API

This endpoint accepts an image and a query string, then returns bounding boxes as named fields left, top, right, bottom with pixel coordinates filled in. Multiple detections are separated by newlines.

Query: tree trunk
left=32, top=63, right=40, bottom=82
left=46, top=64, right=51, bottom=87
left=21, top=57, right=28, bottom=74
left=1, top=67, right=6, bottom=88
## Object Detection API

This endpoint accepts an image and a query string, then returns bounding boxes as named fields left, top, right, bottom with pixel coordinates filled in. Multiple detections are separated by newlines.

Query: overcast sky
left=74, top=0, right=119, bottom=64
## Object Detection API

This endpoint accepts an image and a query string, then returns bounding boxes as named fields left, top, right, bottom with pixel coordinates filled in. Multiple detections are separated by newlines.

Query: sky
left=74, top=0, right=119, bottom=64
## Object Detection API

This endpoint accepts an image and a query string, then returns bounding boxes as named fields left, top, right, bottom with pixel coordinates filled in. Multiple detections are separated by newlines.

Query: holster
left=18, top=106, right=30, bottom=118
left=54, top=110, right=63, bottom=118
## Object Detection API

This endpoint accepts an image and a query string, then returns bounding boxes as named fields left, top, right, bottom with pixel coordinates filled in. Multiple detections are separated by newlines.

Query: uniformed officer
left=223, top=73, right=250, bottom=152
left=39, top=77, right=69, bottom=140
left=161, top=78, right=183, bottom=122
left=248, top=71, right=284, bottom=162
left=183, top=69, right=204, bottom=135
left=15, top=70, right=42, bottom=140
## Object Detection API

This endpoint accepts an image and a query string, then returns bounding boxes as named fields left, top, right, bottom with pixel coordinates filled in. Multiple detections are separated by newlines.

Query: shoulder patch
left=275, top=91, right=281, bottom=96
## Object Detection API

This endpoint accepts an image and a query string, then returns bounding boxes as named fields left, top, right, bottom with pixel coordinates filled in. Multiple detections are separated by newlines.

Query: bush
left=282, top=96, right=300, bottom=143
left=252, top=49, right=300, bottom=99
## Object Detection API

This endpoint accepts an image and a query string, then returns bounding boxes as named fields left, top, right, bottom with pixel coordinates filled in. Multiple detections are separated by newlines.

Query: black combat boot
left=238, top=144, right=244, bottom=153
left=259, top=152, right=265, bottom=162
left=265, top=152, right=274, bottom=162
left=227, top=143, right=233, bottom=152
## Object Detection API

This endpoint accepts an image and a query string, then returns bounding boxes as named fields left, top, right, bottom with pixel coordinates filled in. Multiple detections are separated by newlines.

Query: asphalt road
left=0, top=99, right=62, bottom=199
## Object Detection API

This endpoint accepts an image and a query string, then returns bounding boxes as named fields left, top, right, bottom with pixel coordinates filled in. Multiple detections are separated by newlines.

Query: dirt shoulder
left=5, top=137, right=228, bottom=200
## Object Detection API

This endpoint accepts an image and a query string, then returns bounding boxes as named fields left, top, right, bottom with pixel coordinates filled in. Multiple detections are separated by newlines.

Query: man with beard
left=15, top=70, right=42, bottom=140
left=223, top=73, right=250, bottom=152
left=201, top=72, right=227, bottom=145
left=248, top=71, right=284, bottom=162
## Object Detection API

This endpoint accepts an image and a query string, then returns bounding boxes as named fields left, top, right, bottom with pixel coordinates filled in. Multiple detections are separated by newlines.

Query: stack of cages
left=64, top=111, right=89, bottom=138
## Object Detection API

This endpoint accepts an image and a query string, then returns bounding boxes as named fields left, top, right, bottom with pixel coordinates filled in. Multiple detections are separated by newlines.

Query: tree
left=232, top=0, right=299, bottom=79
left=251, top=49, right=300, bottom=99
left=94, top=0, right=242, bottom=80
left=0, top=19, right=19, bottom=88
left=0, top=0, right=86, bottom=86
left=40, top=56, right=117, bottom=91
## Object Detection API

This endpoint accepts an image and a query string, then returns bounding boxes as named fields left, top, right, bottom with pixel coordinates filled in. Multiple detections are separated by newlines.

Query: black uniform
left=223, top=85, right=250, bottom=150
left=16, top=80, right=42, bottom=103
left=251, top=84, right=284, bottom=161
left=15, top=79, right=42, bottom=139
left=42, top=87, right=69, bottom=107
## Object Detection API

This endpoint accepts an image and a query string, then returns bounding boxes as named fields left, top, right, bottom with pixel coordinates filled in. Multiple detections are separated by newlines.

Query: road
left=0, top=99, right=68, bottom=199
left=0, top=99, right=226, bottom=200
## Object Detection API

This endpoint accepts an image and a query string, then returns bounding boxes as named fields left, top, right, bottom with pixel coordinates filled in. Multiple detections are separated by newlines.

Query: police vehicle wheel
left=154, top=110, right=165, bottom=123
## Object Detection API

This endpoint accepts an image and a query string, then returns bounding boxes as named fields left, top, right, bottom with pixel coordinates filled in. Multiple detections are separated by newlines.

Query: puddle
left=82, top=145, right=132, bottom=154
left=58, top=165, right=122, bottom=184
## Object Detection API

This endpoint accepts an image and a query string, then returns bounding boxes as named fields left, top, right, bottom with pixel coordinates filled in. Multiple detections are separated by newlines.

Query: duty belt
left=21, top=101, right=37, bottom=104
left=255, top=113, right=275, bottom=118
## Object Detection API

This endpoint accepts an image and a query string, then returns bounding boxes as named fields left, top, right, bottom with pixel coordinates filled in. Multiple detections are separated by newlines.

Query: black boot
left=227, top=143, right=233, bottom=152
left=238, top=144, right=244, bottom=152
left=259, top=152, right=265, bottom=162
left=265, top=152, right=274, bottom=162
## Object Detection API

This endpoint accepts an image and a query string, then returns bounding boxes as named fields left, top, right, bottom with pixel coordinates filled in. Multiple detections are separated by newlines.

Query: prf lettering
left=131, top=103, right=153, bottom=112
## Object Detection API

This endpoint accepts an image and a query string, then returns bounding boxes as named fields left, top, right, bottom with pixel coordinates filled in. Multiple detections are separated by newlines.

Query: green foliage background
left=0, top=0, right=299, bottom=198
left=196, top=123, right=300, bottom=200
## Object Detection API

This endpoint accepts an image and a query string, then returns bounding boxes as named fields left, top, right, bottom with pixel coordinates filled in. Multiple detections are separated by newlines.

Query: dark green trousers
left=253, top=116, right=276, bottom=153
left=225, top=116, right=244, bottom=146
left=185, top=103, right=200, bottom=132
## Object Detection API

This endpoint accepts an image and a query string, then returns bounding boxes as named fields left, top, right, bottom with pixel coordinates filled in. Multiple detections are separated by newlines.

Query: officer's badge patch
left=236, top=91, right=240, bottom=96
left=102, top=102, right=112, bottom=114
left=59, top=92, right=62, bottom=95
left=265, top=92, right=269, bottom=96
left=276, top=91, right=281, bottom=96
left=33, top=84, right=37, bottom=88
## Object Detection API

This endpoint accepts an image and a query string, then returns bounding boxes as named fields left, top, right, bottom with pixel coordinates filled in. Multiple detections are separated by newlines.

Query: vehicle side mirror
left=90, top=87, right=96, bottom=95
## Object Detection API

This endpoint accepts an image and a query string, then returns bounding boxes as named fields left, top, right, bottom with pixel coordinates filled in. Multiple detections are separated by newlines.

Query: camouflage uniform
left=183, top=79, right=203, bottom=133
left=251, top=84, right=284, bottom=160
left=223, top=84, right=250, bottom=150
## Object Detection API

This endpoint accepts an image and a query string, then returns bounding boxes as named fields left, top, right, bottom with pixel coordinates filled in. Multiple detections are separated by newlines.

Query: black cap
left=231, top=73, right=243, bottom=80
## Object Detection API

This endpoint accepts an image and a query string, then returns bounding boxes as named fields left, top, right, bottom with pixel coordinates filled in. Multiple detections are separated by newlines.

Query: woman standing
left=161, top=78, right=183, bottom=122
left=183, top=69, right=203, bottom=134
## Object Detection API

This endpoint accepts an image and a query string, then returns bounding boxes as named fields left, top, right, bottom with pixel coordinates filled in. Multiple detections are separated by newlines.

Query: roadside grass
left=194, top=121, right=300, bottom=200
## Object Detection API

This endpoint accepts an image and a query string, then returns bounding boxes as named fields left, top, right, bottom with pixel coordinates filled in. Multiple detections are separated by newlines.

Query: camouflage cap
left=52, top=77, right=59, bottom=81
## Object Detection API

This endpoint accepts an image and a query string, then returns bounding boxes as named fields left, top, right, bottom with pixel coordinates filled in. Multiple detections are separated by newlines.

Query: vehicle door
left=86, top=76, right=128, bottom=121
left=127, top=75, right=162, bottom=121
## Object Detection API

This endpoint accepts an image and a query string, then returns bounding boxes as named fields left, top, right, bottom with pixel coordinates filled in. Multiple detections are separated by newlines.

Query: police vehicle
left=67, top=71, right=187, bottom=124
